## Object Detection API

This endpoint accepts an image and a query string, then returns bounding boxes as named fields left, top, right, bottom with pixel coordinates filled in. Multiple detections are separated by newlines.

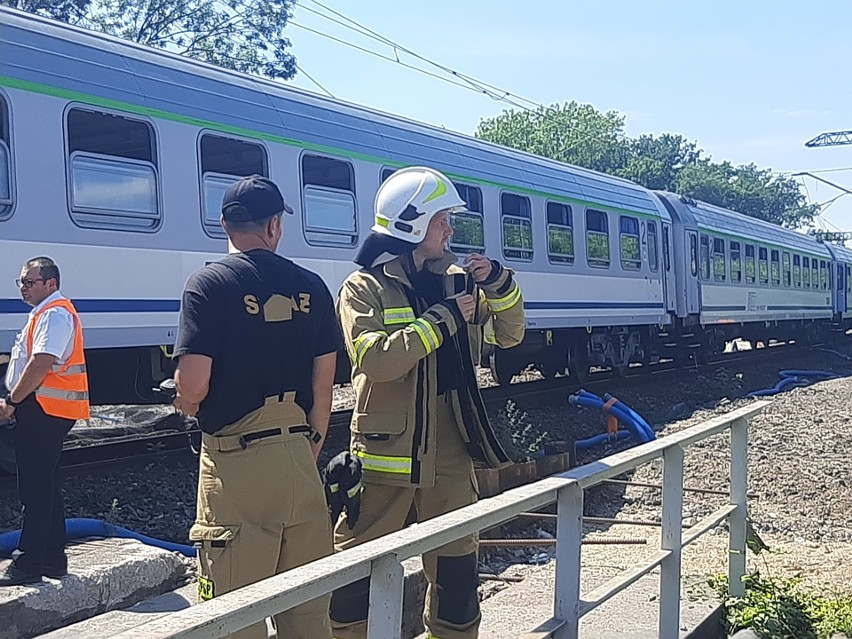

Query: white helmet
left=373, top=167, right=467, bottom=243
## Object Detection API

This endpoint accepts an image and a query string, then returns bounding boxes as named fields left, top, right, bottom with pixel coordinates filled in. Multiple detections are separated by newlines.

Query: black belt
left=237, top=425, right=316, bottom=449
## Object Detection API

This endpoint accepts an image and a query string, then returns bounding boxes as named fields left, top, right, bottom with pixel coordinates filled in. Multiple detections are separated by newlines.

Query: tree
left=675, top=161, right=818, bottom=228
left=2, top=0, right=90, bottom=21
left=475, top=103, right=817, bottom=229
left=618, top=133, right=700, bottom=192
left=475, top=102, right=629, bottom=175
left=2, top=0, right=298, bottom=80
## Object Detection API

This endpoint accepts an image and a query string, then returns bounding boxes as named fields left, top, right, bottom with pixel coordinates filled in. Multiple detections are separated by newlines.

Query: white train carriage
left=0, top=7, right=669, bottom=400
left=655, top=192, right=837, bottom=352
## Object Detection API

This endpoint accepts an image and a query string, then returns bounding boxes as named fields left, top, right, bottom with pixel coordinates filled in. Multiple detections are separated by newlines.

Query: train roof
left=655, top=192, right=832, bottom=258
left=1, top=6, right=661, bottom=219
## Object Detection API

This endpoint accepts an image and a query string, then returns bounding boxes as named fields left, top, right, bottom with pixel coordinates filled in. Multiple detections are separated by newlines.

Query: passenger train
left=1, top=7, right=849, bottom=403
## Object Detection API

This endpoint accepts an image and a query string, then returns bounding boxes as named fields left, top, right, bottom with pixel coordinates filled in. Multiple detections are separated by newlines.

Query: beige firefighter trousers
left=332, top=394, right=480, bottom=639
left=190, top=395, right=333, bottom=639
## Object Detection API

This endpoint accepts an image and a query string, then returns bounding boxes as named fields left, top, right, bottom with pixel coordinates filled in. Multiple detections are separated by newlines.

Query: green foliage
left=475, top=102, right=629, bottom=174
left=3, top=0, right=298, bottom=79
left=709, top=573, right=852, bottom=639
left=495, top=400, right=548, bottom=462
left=2, top=0, right=90, bottom=21
left=475, top=105, right=818, bottom=229
left=105, top=497, right=121, bottom=524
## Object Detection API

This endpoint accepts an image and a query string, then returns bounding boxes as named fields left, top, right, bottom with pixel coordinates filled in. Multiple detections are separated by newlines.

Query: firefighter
left=0, top=257, right=89, bottom=586
left=173, top=175, right=340, bottom=639
left=331, top=166, right=525, bottom=639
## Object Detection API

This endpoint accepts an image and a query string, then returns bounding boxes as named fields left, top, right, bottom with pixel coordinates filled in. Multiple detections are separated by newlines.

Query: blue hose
left=603, top=393, right=656, bottom=441
left=0, top=518, right=196, bottom=558
left=568, top=390, right=656, bottom=446
left=747, top=370, right=838, bottom=397
left=569, top=395, right=650, bottom=444
left=573, top=390, right=654, bottom=442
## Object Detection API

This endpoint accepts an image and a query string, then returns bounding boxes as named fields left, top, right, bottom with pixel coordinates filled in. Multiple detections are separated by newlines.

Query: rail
left=104, top=401, right=769, bottom=639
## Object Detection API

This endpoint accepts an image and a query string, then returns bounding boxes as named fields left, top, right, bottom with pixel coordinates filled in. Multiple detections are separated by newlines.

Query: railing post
left=553, top=481, right=583, bottom=639
left=659, top=444, right=684, bottom=639
left=366, top=554, right=405, bottom=638
left=728, top=416, right=748, bottom=598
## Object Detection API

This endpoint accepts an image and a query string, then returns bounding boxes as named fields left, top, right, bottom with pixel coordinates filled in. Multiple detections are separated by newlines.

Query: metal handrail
left=105, top=401, right=769, bottom=639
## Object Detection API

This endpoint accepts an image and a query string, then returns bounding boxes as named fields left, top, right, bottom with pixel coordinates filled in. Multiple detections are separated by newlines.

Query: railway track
left=0, top=342, right=833, bottom=487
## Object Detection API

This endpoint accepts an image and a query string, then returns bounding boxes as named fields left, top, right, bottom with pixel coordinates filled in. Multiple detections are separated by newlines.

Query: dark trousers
left=13, top=396, right=74, bottom=570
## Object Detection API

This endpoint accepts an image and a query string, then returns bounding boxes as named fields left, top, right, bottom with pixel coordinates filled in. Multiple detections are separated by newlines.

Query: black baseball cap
left=221, top=175, right=294, bottom=222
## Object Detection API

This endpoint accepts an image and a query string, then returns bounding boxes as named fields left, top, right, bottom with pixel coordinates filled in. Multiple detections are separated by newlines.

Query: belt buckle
left=238, top=435, right=248, bottom=450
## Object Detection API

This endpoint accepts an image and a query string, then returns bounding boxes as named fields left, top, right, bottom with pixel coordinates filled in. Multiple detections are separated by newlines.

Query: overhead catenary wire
left=294, top=62, right=335, bottom=99
left=302, top=0, right=545, bottom=111
left=290, top=1, right=541, bottom=112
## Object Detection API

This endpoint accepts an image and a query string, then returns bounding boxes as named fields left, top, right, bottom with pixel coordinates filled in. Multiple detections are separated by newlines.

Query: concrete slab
left=38, top=556, right=428, bottom=639
left=0, top=538, right=190, bottom=639
left=478, top=563, right=721, bottom=639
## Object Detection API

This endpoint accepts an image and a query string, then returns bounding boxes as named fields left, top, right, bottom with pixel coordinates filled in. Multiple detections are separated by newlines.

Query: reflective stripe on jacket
left=26, top=298, right=90, bottom=420
left=337, top=252, right=525, bottom=488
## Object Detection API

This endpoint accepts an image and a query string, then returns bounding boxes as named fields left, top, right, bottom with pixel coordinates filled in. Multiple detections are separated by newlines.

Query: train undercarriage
left=488, top=315, right=850, bottom=385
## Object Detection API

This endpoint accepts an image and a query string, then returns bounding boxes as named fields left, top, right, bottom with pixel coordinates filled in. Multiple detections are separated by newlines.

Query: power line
left=291, top=1, right=540, bottom=112
left=302, top=0, right=544, bottom=111
left=294, top=62, right=335, bottom=98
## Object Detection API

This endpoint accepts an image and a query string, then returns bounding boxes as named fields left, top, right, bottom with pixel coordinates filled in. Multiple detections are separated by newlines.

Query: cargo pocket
left=351, top=412, right=408, bottom=440
left=189, top=523, right=240, bottom=602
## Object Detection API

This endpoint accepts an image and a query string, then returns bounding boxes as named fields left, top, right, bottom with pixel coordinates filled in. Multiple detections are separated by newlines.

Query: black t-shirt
left=173, top=249, right=342, bottom=434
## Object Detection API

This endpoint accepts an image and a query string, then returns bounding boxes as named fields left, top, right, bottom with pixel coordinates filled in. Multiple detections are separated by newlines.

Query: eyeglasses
left=15, top=278, right=45, bottom=289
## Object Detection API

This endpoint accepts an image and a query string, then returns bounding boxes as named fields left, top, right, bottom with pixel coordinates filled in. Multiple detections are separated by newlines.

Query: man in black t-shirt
left=173, top=175, right=341, bottom=639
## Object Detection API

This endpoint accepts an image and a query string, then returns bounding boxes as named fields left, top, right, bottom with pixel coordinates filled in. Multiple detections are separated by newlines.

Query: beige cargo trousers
left=331, top=396, right=480, bottom=639
left=189, top=396, right=334, bottom=639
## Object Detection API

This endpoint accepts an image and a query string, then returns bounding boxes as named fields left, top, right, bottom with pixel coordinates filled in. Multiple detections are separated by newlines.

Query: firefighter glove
left=321, top=451, right=363, bottom=530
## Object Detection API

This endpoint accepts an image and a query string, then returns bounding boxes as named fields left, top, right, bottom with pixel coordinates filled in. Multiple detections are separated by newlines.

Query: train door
left=661, top=222, right=676, bottom=314
left=686, top=231, right=700, bottom=314
left=836, top=263, right=846, bottom=314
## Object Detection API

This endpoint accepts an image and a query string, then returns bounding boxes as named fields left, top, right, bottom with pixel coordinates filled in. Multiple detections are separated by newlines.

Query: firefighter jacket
left=337, top=251, right=525, bottom=488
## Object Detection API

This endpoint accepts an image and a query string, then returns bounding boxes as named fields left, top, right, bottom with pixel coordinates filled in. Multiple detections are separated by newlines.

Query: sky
left=282, top=0, right=852, bottom=232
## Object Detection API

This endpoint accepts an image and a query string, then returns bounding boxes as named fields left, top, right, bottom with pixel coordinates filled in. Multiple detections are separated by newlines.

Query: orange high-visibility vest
left=25, top=298, right=90, bottom=420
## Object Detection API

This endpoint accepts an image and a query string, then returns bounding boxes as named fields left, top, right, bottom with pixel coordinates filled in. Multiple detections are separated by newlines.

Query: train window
left=745, top=245, right=756, bottom=284
left=758, top=248, right=769, bottom=285
left=730, top=241, right=741, bottom=283
left=838, top=264, right=844, bottom=291
left=66, top=108, right=159, bottom=230
left=546, top=202, right=574, bottom=264
left=812, top=259, right=819, bottom=289
left=199, top=134, right=268, bottom=237
left=619, top=216, right=641, bottom=271
left=0, top=96, right=11, bottom=220
left=586, top=209, right=610, bottom=268
left=647, top=221, right=659, bottom=272
left=301, top=154, right=357, bottom=246
left=690, top=234, right=698, bottom=276
left=803, top=257, right=811, bottom=288
left=713, top=238, right=726, bottom=282
left=820, top=260, right=828, bottom=289
left=770, top=250, right=780, bottom=286
left=451, top=183, right=485, bottom=255
left=782, top=252, right=791, bottom=287
left=663, top=226, right=671, bottom=272
left=501, top=193, right=533, bottom=261
left=847, top=265, right=851, bottom=295
left=793, top=255, right=801, bottom=288
left=699, top=235, right=710, bottom=280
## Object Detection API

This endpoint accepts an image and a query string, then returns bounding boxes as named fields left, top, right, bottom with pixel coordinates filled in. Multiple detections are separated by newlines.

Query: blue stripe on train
left=0, top=299, right=181, bottom=314
left=1, top=298, right=662, bottom=314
